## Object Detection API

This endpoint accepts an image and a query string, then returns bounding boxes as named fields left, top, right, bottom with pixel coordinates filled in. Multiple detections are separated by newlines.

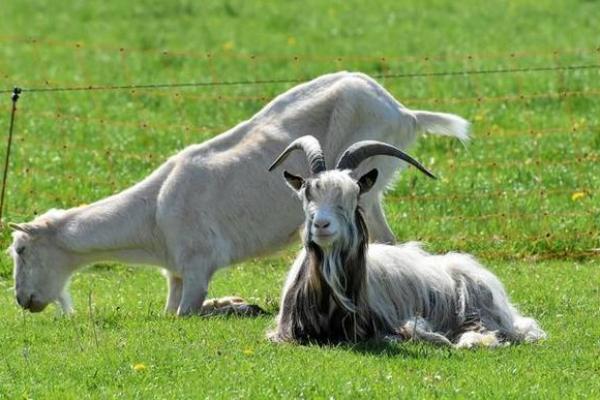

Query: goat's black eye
left=305, top=182, right=312, bottom=201
left=16, top=246, right=25, bottom=255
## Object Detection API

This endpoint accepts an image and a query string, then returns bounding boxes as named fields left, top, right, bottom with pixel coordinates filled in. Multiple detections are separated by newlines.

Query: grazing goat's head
left=269, top=136, right=435, bottom=250
left=7, top=213, right=73, bottom=312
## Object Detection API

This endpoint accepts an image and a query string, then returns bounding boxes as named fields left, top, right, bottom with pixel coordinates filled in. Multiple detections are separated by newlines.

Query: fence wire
left=2, top=64, right=600, bottom=95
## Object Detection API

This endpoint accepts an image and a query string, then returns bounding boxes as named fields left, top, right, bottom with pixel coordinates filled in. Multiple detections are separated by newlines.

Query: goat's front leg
left=174, top=257, right=266, bottom=317
left=57, top=289, right=74, bottom=315
left=177, top=265, right=212, bottom=316
left=363, top=196, right=396, bottom=244
left=164, top=271, right=183, bottom=314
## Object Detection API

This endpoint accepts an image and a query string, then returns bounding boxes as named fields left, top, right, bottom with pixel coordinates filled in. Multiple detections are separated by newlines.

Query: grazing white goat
left=8, top=71, right=468, bottom=316
left=268, top=136, right=546, bottom=347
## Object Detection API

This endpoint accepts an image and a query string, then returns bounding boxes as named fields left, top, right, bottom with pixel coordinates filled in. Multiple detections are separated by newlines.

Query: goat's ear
left=283, top=170, right=305, bottom=192
left=358, top=169, right=378, bottom=194
left=8, top=222, right=38, bottom=235
left=8, top=222, right=27, bottom=232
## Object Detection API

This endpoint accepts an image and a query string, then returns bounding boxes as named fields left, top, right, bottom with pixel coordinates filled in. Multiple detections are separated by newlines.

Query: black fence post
left=0, top=87, right=22, bottom=226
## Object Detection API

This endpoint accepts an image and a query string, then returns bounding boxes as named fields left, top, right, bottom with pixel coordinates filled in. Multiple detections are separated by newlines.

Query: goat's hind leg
left=397, top=317, right=453, bottom=347
left=362, top=195, right=396, bottom=244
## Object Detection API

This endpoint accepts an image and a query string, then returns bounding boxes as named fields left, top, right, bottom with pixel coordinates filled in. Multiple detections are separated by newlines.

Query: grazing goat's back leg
left=398, top=317, right=453, bottom=346
left=164, top=271, right=183, bottom=314
left=362, top=194, right=396, bottom=244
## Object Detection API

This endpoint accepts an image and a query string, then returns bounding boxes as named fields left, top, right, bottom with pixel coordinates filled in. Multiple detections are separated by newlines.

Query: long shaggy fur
left=276, top=211, right=391, bottom=343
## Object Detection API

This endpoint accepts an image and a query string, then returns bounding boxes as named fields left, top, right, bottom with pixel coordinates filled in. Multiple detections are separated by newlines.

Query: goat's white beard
left=317, top=227, right=362, bottom=314
left=312, top=237, right=335, bottom=250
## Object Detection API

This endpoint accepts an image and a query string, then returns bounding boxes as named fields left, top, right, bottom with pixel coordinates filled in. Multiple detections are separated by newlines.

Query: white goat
left=8, top=72, right=468, bottom=316
left=269, top=136, right=546, bottom=347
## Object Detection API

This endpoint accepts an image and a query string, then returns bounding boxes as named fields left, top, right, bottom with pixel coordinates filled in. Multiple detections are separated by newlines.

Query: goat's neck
left=54, top=188, right=162, bottom=266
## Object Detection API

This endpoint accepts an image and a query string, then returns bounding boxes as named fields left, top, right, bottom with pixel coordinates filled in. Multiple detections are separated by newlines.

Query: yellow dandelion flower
left=133, top=363, right=146, bottom=371
left=222, top=41, right=235, bottom=51
left=287, top=36, right=296, bottom=46
left=242, top=348, right=254, bottom=356
left=571, top=191, right=586, bottom=201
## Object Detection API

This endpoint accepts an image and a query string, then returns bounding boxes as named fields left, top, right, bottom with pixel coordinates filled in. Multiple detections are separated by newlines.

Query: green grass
left=1, top=260, right=599, bottom=398
left=0, top=0, right=599, bottom=398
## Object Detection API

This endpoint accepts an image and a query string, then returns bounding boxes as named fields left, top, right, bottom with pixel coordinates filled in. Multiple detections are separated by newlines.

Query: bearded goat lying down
left=268, top=136, right=546, bottom=348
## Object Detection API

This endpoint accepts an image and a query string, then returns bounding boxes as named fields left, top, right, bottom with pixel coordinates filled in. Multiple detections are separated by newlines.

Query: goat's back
left=365, top=243, right=523, bottom=338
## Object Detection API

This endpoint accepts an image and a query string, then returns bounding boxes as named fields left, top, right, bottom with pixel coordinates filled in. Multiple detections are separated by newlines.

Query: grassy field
left=0, top=0, right=599, bottom=398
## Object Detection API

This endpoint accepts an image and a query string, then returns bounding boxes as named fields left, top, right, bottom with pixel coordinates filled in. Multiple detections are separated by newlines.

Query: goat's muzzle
left=16, top=293, right=48, bottom=312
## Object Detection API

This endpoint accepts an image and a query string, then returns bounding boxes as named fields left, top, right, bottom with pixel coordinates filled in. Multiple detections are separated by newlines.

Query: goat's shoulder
left=365, top=242, right=435, bottom=276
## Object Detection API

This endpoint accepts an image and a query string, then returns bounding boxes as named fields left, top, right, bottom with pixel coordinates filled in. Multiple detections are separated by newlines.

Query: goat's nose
left=16, top=293, right=32, bottom=309
left=313, top=219, right=331, bottom=229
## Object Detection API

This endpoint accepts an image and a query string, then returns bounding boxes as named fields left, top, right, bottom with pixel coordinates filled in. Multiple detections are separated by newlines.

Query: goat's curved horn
left=335, top=140, right=436, bottom=179
left=268, top=135, right=326, bottom=175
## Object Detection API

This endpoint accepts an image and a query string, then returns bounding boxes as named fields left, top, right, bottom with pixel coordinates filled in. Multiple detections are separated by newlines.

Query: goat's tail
left=412, top=110, right=470, bottom=142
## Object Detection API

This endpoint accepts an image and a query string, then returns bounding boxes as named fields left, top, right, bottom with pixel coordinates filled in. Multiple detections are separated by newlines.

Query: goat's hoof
left=200, top=296, right=269, bottom=317
left=266, top=332, right=286, bottom=343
